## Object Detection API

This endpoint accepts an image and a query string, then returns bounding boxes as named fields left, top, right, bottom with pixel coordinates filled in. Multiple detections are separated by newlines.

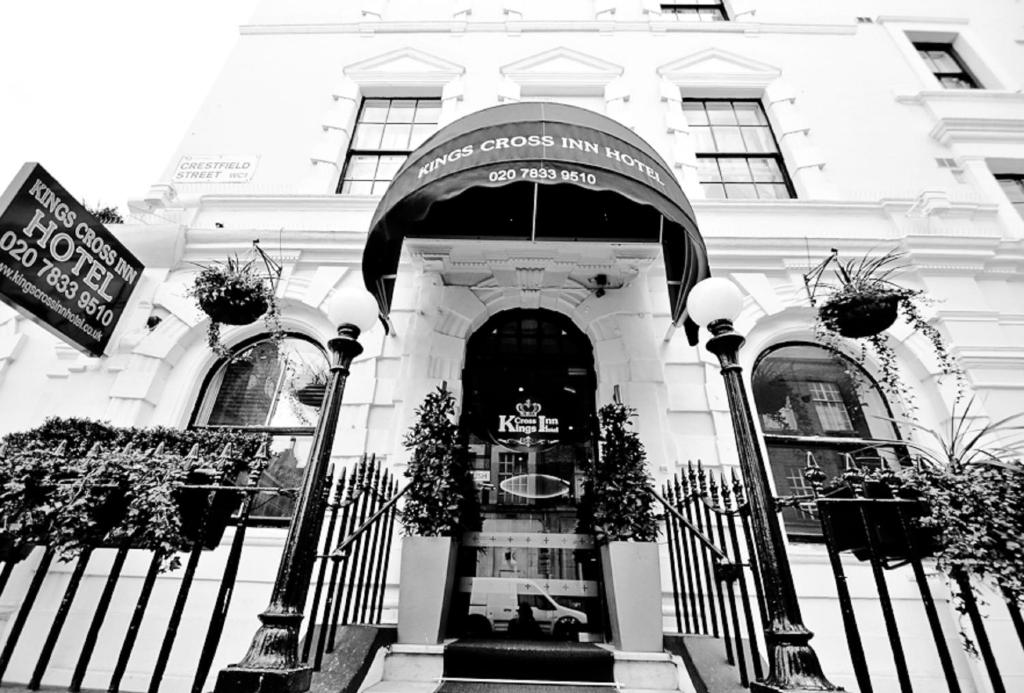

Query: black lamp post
left=214, top=289, right=380, bottom=693
left=687, top=278, right=839, bottom=693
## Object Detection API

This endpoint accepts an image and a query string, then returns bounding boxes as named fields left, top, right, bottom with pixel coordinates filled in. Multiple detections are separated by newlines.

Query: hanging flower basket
left=196, top=279, right=269, bottom=326
left=819, top=292, right=900, bottom=339
left=803, top=247, right=965, bottom=410
left=187, top=241, right=284, bottom=356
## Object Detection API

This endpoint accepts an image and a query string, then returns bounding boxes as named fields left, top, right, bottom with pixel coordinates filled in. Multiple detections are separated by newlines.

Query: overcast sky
left=0, top=1, right=259, bottom=215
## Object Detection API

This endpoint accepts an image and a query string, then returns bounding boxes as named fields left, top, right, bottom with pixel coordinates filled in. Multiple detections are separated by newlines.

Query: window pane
left=249, top=434, right=314, bottom=520
left=346, top=154, right=379, bottom=181
left=733, top=102, right=766, bottom=125
left=381, top=123, right=412, bottom=149
left=352, top=123, right=384, bottom=149
left=387, top=99, right=417, bottom=123
left=414, top=100, right=441, bottom=123
left=371, top=180, right=393, bottom=195
left=198, top=338, right=330, bottom=429
left=696, top=158, right=721, bottom=182
left=755, top=183, right=787, bottom=199
left=682, top=102, right=708, bottom=126
left=345, top=179, right=373, bottom=195
left=706, top=102, right=736, bottom=125
left=712, top=126, right=744, bottom=152
left=701, top=183, right=726, bottom=199
left=749, top=157, right=784, bottom=182
left=724, top=183, right=757, bottom=199
left=998, top=177, right=1024, bottom=202
left=940, top=75, right=975, bottom=89
left=691, top=126, right=716, bottom=153
left=361, top=100, right=390, bottom=123
left=742, top=126, right=776, bottom=154
left=924, top=49, right=959, bottom=73
left=375, top=155, right=406, bottom=181
left=719, top=158, right=752, bottom=182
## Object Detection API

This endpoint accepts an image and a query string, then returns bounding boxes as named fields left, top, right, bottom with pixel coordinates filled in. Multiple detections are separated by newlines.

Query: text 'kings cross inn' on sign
left=0, top=163, right=145, bottom=357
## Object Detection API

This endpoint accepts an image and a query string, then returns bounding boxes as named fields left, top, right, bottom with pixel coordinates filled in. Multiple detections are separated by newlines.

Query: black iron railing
left=0, top=447, right=399, bottom=693
left=815, top=490, right=1024, bottom=693
left=303, top=454, right=403, bottom=671
left=655, top=463, right=767, bottom=688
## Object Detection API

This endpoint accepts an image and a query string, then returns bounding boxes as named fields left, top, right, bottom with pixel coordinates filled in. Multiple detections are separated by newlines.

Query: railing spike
left=87, top=441, right=103, bottom=457
left=185, top=443, right=201, bottom=459
left=54, top=440, right=68, bottom=456
left=153, top=442, right=166, bottom=456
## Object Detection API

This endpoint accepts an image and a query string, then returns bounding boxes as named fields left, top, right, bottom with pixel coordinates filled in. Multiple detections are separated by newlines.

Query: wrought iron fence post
left=704, top=318, right=840, bottom=693
left=213, top=324, right=364, bottom=693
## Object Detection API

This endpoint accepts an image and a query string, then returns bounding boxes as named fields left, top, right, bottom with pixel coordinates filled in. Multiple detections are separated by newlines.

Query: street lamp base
left=748, top=639, right=843, bottom=693
left=214, top=664, right=312, bottom=693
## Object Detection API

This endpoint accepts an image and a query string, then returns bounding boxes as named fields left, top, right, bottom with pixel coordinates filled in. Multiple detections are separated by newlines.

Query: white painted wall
left=1, top=1, right=1023, bottom=691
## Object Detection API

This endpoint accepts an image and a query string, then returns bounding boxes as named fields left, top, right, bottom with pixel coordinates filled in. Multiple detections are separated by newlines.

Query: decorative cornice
left=241, top=20, right=857, bottom=38
left=500, top=46, right=623, bottom=89
left=343, top=46, right=465, bottom=84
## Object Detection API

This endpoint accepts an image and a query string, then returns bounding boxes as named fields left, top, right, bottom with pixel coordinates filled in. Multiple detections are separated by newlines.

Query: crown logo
left=516, top=399, right=542, bottom=417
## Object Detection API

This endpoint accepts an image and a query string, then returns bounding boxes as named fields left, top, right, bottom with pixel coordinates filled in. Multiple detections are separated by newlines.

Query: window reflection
left=193, top=336, right=329, bottom=522
left=752, top=344, right=902, bottom=537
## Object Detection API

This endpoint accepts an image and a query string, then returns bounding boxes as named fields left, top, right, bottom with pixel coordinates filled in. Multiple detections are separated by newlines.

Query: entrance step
left=444, top=639, right=614, bottom=683
left=435, top=681, right=615, bottom=692
left=664, top=634, right=764, bottom=693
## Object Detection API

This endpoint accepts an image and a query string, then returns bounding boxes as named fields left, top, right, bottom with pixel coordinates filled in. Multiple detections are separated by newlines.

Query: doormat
left=442, top=639, right=614, bottom=683
left=436, top=682, right=615, bottom=693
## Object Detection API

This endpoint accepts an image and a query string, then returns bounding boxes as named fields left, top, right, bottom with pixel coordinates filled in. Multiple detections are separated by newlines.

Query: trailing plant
left=825, top=398, right=1024, bottom=605
left=399, top=385, right=479, bottom=537
left=804, top=247, right=965, bottom=413
left=579, top=402, right=658, bottom=543
left=187, top=242, right=283, bottom=357
left=0, top=419, right=261, bottom=568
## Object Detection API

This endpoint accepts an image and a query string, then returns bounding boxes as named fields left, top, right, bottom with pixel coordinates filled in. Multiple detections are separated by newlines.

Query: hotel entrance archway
left=451, top=309, right=604, bottom=641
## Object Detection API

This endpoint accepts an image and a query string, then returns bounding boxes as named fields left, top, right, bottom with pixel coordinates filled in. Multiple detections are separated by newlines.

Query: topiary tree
left=399, top=385, right=479, bottom=536
left=580, top=401, right=658, bottom=543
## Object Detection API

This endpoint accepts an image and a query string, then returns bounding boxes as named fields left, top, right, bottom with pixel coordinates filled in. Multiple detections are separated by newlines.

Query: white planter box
left=601, top=541, right=663, bottom=652
left=397, top=535, right=458, bottom=645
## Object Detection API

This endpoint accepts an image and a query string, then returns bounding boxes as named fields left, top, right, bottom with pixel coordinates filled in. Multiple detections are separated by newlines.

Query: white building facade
left=1, top=1, right=1023, bottom=692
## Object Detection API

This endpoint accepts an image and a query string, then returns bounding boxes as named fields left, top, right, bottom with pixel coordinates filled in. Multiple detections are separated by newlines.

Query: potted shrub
left=804, top=248, right=964, bottom=410
left=0, top=419, right=260, bottom=569
left=397, top=385, right=480, bottom=644
left=579, top=401, right=662, bottom=652
left=187, top=243, right=283, bottom=356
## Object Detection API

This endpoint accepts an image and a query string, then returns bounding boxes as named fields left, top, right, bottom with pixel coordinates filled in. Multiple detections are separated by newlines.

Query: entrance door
left=451, top=310, right=603, bottom=641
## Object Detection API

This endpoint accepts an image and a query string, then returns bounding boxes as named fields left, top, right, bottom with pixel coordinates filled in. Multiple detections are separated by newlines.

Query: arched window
left=752, top=343, right=902, bottom=538
left=192, top=335, right=330, bottom=522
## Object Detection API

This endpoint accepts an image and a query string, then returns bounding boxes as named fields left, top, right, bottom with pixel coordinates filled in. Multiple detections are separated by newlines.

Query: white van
left=466, top=577, right=588, bottom=639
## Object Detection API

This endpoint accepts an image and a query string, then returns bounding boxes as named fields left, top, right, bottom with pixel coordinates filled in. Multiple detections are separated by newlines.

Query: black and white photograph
left=0, top=2, right=1022, bottom=692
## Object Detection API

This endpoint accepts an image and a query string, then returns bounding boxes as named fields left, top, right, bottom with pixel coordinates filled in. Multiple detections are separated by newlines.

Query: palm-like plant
left=854, top=398, right=1024, bottom=601
left=867, top=397, right=1024, bottom=472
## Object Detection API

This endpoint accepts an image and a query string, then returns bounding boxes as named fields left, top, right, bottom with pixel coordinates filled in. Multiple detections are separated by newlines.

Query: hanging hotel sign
left=172, top=155, right=258, bottom=184
left=0, top=163, right=145, bottom=357
left=491, top=396, right=562, bottom=451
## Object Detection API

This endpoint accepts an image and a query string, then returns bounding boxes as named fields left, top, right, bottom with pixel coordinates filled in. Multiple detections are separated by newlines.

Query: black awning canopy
left=362, top=102, right=710, bottom=344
